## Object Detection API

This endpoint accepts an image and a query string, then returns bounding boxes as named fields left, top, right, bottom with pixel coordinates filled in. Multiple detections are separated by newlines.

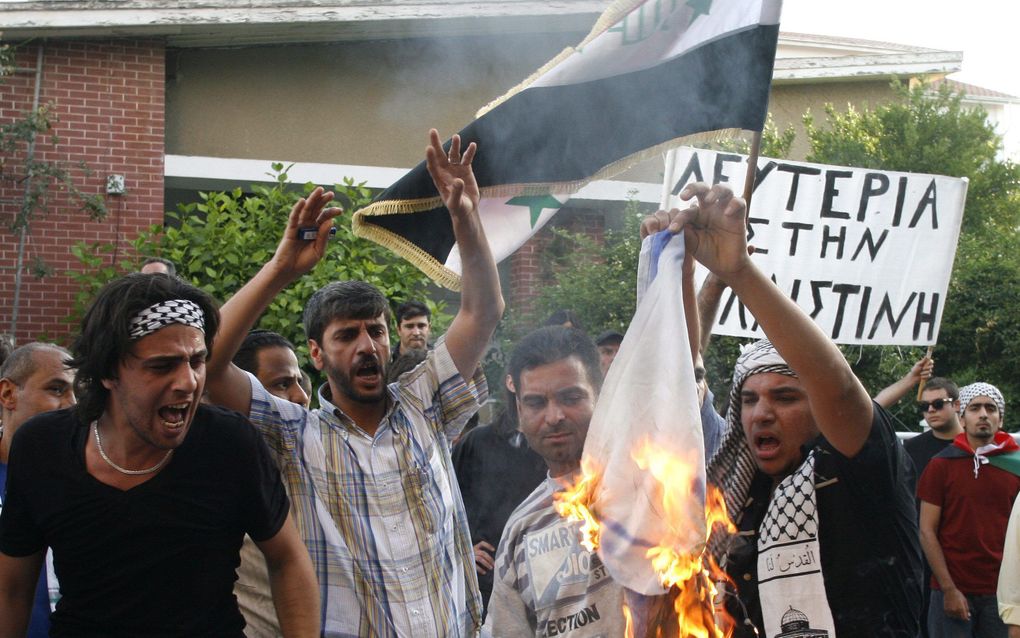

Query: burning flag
left=352, top=0, right=782, bottom=289
left=556, top=233, right=738, bottom=636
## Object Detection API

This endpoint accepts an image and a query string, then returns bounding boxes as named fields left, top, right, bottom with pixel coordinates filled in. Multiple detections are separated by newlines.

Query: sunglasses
left=918, top=398, right=954, bottom=413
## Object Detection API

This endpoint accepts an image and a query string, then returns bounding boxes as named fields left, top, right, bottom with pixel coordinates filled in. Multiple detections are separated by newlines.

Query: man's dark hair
left=68, top=273, right=220, bottom=424
left=492, top=375, right=520, bottom=438
left=395, top=300, right=431, bottom=324
left=923, top=377, right=959, bottom=401
left=303, top=281, right=391, bottom=344
left=508, top=326, right=602, bottom=396
left=543, top=309, right=584, bottom=332
left=387, top=348, right=428, bottom=383
left=141, top=257, right=177, bottom=277
left=233, top=329, right=296, bottom=376
left=595, top=330, right=624, bottom=347
left=0, top=343, right=71, bottom=385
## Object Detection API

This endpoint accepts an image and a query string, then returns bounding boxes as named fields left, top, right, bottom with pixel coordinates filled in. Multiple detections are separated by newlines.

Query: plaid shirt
left=247, top=338, right=485, bottom=637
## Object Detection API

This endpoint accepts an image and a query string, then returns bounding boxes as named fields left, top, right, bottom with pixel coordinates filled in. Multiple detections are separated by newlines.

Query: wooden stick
left=916, top=345, right=935, bottom=401
left=742, top=130, right=763, bottom=224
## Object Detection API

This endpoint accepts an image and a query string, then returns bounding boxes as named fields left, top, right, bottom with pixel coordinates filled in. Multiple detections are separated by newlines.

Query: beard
left=322, top=351, right=387, bottom=405
left=971, top=424, right=995, bottom=442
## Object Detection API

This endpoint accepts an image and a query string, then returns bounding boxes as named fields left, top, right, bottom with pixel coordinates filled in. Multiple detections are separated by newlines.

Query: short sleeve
left=483, top=524, right=533, bottom=636
left=815, top=403, right=908, bottom=504
left=245, top=369, right=308, bottom=461
left=235, top=416, right=291, bottom=542
left=0, top=430, right=47, bottom=557
left=917, top=457, right=948, bottom=508
left=399, top=336, right=487, bottom=439
left=701, top=387, right=726, bottom=461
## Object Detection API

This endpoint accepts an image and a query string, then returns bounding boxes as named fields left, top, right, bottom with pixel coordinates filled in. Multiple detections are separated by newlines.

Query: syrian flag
left=352, top=0, right=783, bottom=289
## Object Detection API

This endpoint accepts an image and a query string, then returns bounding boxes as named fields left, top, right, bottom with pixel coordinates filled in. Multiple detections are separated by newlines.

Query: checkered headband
left=127, top=299, right=205, bottom=340
left=706, top=339, right=797, bottom=560
left=958, top=382, right=1005, bottom=418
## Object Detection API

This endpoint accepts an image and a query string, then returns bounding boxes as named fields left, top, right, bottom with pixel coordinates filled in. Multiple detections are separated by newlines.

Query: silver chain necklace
left=92, top=421, right=173, bottom=476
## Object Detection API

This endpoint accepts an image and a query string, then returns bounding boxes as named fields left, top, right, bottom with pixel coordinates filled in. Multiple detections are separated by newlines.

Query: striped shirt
left=247, top=338, right=485, bottom=637
left=484, top=474, right=625, bottom=637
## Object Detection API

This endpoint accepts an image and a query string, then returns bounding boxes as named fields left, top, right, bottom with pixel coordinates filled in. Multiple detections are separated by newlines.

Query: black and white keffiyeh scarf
left=706, top=339, right=835, bottom=637
left=127, top=299, right=205, bottom=340
left=707, top=339, right=796, bottom=558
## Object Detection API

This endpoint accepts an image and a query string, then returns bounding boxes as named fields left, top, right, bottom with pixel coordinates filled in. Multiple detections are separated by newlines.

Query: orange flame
left=560, top=440, right=737, bottom=638
left=633, top=439, right=736, bottom=638
left=552, top=456, right=603, bottom=551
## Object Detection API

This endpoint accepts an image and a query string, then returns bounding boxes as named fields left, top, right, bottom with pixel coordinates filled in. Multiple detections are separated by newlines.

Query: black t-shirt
left=903, top=430, right=954, bottom=490
left=451, top=422, right=547, bottom=606
left=0, top=405, right=290, bottom=638
left=724, top=404, right=923, bottom=638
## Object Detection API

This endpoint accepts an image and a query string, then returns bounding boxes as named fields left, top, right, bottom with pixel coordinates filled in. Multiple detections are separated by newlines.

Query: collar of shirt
left=316, top=381, right=406, bottom=442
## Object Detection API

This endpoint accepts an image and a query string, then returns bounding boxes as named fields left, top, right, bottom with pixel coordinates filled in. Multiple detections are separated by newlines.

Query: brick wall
left=508, top=208, right=606, bottom=316
left=0, top=39, right=165, bottom=344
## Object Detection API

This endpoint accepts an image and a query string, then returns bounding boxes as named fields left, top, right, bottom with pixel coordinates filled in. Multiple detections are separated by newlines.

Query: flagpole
left=661, top=148, right=678, bottom=210
left=742, top=130, right=762, bottom=223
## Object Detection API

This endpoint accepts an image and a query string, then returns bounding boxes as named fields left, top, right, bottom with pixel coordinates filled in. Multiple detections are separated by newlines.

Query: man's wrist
left=258, top=259, right=299, bottom=294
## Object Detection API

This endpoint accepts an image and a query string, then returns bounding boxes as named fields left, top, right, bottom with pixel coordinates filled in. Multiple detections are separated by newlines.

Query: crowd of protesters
left=0, top=130, right=1017, bottom=638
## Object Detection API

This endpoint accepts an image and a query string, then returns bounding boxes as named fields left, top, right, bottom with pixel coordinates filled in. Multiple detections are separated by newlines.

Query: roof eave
left=773, top=50, right=963, bottom=84
left=0, top=3, right=608, bottom=45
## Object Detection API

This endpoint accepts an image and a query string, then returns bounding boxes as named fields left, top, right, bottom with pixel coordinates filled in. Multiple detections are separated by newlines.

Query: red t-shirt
left=917, top=456, right=1020, bottom=594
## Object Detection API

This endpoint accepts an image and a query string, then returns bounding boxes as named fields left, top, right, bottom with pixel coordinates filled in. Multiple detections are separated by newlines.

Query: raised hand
left=271, top=186, right=343, bottom=277
left=424, top=129, right=480, bottom=221
left=674, top=183, right=751, bottom=281
left=639, top=183, right=751, bottom=284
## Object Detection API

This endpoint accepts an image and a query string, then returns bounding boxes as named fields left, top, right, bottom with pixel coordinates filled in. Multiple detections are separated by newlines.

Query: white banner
left=665, top=147, right=968, bottom=346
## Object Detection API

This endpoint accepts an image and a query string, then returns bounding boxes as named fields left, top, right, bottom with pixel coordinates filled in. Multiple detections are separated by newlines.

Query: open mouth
left=158, top=403, right=190, bottom=429
left=753, top=433, right=781, bottom=456
left=355, top=358, right=381, bottom=380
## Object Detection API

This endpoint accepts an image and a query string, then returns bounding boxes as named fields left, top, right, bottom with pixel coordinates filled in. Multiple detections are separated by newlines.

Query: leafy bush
left=69, top=165, right=451, bottom=390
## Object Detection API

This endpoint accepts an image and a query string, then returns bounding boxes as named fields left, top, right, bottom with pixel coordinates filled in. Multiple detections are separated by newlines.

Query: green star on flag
left=506, top=195, right=564, bottom=228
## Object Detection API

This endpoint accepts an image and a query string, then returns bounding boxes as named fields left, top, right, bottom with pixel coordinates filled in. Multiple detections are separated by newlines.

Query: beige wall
left=167, top=41, right=911, bottom=175
left=770, top=79, right=900, bottom=159
left=166, top=33, right=580, bottom=167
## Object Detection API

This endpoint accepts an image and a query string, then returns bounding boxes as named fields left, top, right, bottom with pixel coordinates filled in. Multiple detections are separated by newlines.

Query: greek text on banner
left=667, top=147, right=968, bottom=346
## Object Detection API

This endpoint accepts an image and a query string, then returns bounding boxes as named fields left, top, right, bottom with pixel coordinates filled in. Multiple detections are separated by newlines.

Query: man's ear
left=0, top=378, right=17, bottom=412
left=308, top=339, right=325, bottom=371
left=505, top=374, right=515, bottom=394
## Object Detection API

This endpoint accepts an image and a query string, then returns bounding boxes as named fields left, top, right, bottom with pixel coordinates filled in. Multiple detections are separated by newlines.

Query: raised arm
left=424, top=129, right=505, bottom=380
left=643, top=183, right=874, bottom=458
left=696, top=271, right=728, bottom=356
left=205, top=188, right=341, bottom=415
left=682, top=234, right=701, bottom=367
left=874, top=355, right=932, bottom=408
